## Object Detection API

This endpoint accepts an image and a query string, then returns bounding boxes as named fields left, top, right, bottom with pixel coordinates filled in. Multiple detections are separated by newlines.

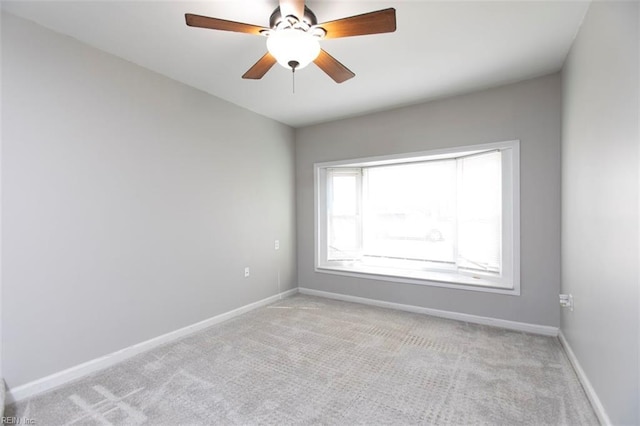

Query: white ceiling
left=2, top=0, right=589, bottom=127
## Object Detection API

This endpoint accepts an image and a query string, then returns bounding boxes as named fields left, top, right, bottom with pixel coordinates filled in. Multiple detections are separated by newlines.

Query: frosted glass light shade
left=266, top=29, right=321, bottom=70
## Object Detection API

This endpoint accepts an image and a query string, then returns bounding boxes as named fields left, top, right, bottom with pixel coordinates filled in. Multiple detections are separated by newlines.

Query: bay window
left=315, top=140, right=520, bottom=294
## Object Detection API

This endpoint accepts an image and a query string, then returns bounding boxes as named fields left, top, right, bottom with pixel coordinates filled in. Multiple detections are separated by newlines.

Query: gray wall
left=561, top=2, right=639, bottom=425
left=0, top=8, right=4, bottom=406
left=1, top=13, right=296, bottom=388
left=296, top=74, right=561, bottom=327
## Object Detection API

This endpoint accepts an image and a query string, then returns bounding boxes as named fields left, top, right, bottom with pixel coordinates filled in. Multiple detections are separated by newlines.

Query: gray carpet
left=6, top=294, right=597, bottom=425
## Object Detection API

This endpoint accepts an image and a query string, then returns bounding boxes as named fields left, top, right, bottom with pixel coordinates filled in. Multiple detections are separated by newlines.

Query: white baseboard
left=6, top=288, right=298, bottom=404
left=558, top=330, right=610, bottom=425
left=298, top=287, right=558, bottom=336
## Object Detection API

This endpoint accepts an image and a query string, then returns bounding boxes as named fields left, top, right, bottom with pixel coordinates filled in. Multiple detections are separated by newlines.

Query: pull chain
left=288, top=60, right=300, bottom=94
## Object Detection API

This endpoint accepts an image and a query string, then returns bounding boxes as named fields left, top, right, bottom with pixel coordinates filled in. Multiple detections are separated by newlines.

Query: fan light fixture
left=266, top=28, right=320, bottom=70
left=185, top=2, right=397, bottom=84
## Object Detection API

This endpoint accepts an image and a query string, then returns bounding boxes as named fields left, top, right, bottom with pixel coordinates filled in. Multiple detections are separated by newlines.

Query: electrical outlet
left=275, top=240, right=280, bottom=250
left=559, top=294, right=573, bottom=311
left=244, top=267, right=250, bottom=278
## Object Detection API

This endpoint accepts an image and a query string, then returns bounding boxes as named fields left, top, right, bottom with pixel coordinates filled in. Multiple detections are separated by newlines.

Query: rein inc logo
left=2, top=418, right=35, bottom=425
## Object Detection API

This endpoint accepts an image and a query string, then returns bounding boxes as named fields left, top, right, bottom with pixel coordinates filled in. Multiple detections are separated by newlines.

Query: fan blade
left=313, top=49, right=355, bottom=83
left=279, top=0, right=305, bottom=19
left=319, top=8, right=396, bottom=39
left=242, top=52, right=277, bottom=79
left=185, top=13, right=267, bottom=35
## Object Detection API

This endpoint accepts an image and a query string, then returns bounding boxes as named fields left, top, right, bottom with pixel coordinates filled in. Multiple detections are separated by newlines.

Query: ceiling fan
left=185, top=0, right=396, bottom=84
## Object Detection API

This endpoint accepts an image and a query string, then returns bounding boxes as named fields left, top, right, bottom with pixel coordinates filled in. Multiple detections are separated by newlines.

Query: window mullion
left=356, top=168, right=364, bottom=260
left=454, top=158, right=462, bottom=271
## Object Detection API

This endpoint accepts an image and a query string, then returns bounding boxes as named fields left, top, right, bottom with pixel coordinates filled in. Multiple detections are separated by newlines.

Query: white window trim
left=314, top=140, right=520, bottom=296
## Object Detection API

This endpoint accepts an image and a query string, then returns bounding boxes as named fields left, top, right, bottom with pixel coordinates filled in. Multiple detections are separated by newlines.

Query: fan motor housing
left=269, top=6, right=318, bottom=28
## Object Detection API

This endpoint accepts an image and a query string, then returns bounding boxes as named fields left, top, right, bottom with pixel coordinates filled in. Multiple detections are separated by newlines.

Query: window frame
left=314, top=140, right=520, bottom=296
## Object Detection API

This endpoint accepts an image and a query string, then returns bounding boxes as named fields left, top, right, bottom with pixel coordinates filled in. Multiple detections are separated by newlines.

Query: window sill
left=315, top=264, right=519, bottom=295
